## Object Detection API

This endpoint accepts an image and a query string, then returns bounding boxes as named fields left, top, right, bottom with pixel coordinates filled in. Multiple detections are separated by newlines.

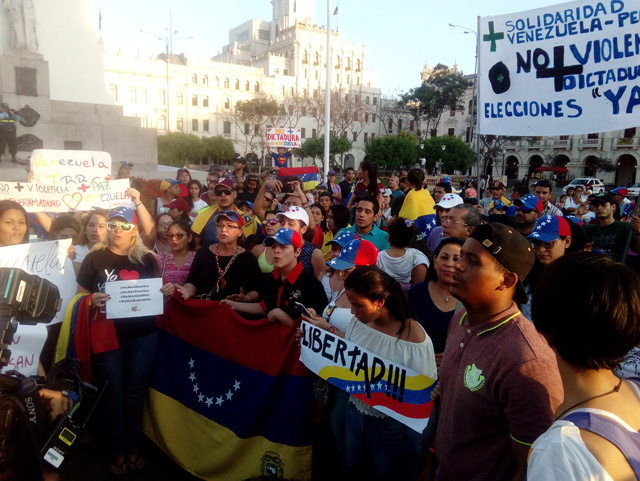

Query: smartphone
left=295, top=301, right=311, bottom=317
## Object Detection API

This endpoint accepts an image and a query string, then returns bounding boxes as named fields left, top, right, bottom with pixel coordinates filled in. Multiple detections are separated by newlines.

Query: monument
left=0, top=0, right=157, bottom=178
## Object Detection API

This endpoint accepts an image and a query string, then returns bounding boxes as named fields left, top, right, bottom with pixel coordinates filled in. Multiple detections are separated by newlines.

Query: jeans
left=344, top=400, right=422, bottom=481
left=92, top=333, right=157, bottom=457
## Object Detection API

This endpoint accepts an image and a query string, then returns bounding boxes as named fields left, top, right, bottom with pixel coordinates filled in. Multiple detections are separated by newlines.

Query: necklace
left=555, top=378, right=623, bottom=420
left=435, top=282, right=451, bottom=303
left=214, top=244, right=239, bottom=293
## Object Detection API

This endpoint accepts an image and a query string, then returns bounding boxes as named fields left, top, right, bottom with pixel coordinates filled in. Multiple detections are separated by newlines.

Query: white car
left=627, top=183, right=640, bottom=198
left=562, top=178, right=605, bottom=195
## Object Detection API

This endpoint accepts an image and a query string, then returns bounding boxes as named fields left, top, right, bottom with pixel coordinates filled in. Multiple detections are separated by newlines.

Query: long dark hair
left=345, top=266, right=416, bottom=339
left=0, top=200, right=29, bottom=245
left=360, top=160, right=379, bottom=197
left=329, top=204, right=350, bottom=234
left=169, top=219, right=196, bottom=251
left=186, top=179, right=203, bottom=209
left=310, top=203, right=328, bottom=233
left=77, top=208, right=109, bottom=247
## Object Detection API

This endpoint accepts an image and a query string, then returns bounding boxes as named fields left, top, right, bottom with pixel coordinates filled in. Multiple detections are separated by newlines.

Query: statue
left=3, top=0, right=38, bottom=53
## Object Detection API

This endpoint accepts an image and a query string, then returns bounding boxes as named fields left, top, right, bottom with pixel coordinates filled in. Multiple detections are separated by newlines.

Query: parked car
left=627, top=183, right=640, bottom=198
left=562, top=177, right=605, bottom=194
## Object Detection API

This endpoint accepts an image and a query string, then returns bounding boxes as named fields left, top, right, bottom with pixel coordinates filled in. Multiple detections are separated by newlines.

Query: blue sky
left=92, top=0, right=562, bottom=97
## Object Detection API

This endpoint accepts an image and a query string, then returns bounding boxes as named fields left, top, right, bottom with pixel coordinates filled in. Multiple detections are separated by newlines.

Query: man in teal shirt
left=337, top=194, right=390, bottom=251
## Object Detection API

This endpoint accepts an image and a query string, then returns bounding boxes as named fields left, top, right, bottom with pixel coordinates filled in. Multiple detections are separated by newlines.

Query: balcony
left=503, top=141, right=518, bottom=149
left=579, top=138, right=602, bottom=149
left=551, top=139, right=572, bottom=149
left=614, top=137, right=638, bottom=148
left=528, top=140, right=546, bottom=149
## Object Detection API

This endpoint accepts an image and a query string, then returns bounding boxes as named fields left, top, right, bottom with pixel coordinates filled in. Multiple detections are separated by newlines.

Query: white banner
left=30, top=149, right=112, bottom=186
left=0, top=179, right=131, bottom=212
left=267, top=128, right=302, bottom=148
left=0, top=240, right=76, bottom=375
left=299, top=321, right=436, bottom=433
left=105, top=278, right=164, bottom=319
left=477, top=0, right=640, bottom=135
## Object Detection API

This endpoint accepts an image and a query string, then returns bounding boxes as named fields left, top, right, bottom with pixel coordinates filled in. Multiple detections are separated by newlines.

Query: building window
left=203, top=75, right=208, bottom=86
left=398, top=119, right=403, bottom=131
left=373, top=97, right=378, bottom=106
left=356, top=76, right=360, bottom=85
left=448, top=128, right=455, bottom=136
left=157, top=89, right=165, bottom=105
left=346, top=75, right=350, bottom=84
left=336, top=74, right=340, bottom=83
left=203, top=120, right=209, bottom=132
left=128, top=86, right=136, bottom=102
left=203, top=96, right=209, bottom=107
left=192, top=94, right=198, bottom=106
left=371, top=133, right=375, bottom=140
left=312, top=128, right=317, bottom=138
left=356, top=59, right=362, bottom=72
left=254, top=82, right=260, bottom=92
left=254, top=124, right=260, bottom=134
left=224, top=78, right=229, bottom=88
left=366, top=96, right=370, bottom=104
left=587, top=133, right=599, bottom=139
left=313, top=90, right=317, bottom=99
left=176, top=118, right=183, bottom=131
left=301, top=128, right=306, bottom=138
left=223, top=121, right=231, bottom=134
left=353, top=132, right=358, bottom=142
left=314, top=51, right=319, bottom=66
left=313, top=108, right=318, bottom=117
left=258, top=29, right=270, bottom=40
left=288, top=87, right=294, bottom=95
left=372, top=114, right=376, bottom=122
left=365, top=113, right=369, bottom=123
left=282, top=86, right=286, bottom=96
left=410, top=120, right=414, bottom=131
left=176, top=92, right=183, bottom=104
left=284, top=69, right=289, bottom=76
left=139, top=115, right=148, bottom=128
left=302, top=88, right=307, bottom=98
left=624, top=127, right=637, bottom=138
left=214, top=77, right=219, bottom=87
left=346, top=57, right=351, bottom=70
left=335, top=56, right=341, bottom=69
left=388, top=118, right=393, bottom=131
left=109, top=84, right=118, bottom=100
left=275, top=68, right=280, bottom=75
left=139, top=88, right=147, bottom=104
left=158, top=115, right=166, bottom=130
left=224, top=98, right=230, bottom=109
left=244, top=123, right=250, bottom=134
left=192, top=73, right=197, bottom=84
left=192, top=119, right=198, bottom=131
left=244, top=80, right=250, bottom=91
left=364, top=132, right=368, bottom=143
left=450, top=108, right=456, bottom=116
left=303, top=50, right=309, bottom=64
left=235, top=79, right=240, bottom=90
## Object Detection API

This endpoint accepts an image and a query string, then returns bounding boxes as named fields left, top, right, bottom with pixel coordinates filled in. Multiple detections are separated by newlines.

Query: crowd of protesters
left=13, top=156, right=640, bottom=481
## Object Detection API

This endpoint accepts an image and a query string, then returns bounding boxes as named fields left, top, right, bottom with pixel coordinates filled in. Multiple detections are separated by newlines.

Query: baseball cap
left=213, top=177, right=235, bottom=190
left=565, top=215, right=583, bottom=226
left=108, top=206, right=136, bottom=224
left=528, top=215, right=571, bottom=242
left=118, top=161, right=133, bottom=169
left=163, top=197, right=190, bottom=212
left=610, top=186, right=628, bottom=196
left=276, top=206, right=309, bottom=226
left=489, top=199, right=508, bottom=211
left=489, top=181, right=506, bottom=190
left=469, top=223, right=535, bottom=304
left=237, top=200, right=254, bottom=210
left=326, top=239, right=378, bottom=270
left=382, top=188, right=392, bottom=197
left=328, top=170, right=336, bottom=176
left=590, top=193, right=615, bottom=205
left=160, top=179, right=180, bottom=191
left=213, top=210, right=244, bottom=227
left=513, top=194, right=544, bottom=213
left=436, top=193, right=464, bottom=209
left=326, top=230, right=358, bottom=248
left=264, top=228, right=302, bottom=249
left=233, top=153, right=246, bottom=164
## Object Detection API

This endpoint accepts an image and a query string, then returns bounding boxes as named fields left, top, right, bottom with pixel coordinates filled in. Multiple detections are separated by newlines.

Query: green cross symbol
left=497, top=73, right=504, bottom=83
left=483, top=21, right=504, bottom=52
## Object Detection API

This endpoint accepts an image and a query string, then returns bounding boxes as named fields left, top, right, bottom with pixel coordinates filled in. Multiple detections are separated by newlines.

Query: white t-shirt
left=73, top=244, right=91, bottom=265
left=376, top=248, right=430, bottom=284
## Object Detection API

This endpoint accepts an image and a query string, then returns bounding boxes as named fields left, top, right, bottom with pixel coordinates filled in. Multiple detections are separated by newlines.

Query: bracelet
left=328, top=326, right=337, bottom=334
left=135, top=202, right=141, bottom=207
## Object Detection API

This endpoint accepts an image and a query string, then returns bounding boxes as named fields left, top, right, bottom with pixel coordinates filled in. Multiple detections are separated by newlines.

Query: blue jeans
left=92, top=333, right=157, bottom=457
left=344, top=401, right=422, bottom=481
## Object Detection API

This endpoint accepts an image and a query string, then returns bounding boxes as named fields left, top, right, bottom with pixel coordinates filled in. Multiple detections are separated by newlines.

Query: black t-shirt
left=260, top=262, right=328, bottom=321
left=236, top=190, right=258, bottom=204
left=77, top=248, right=158, bottom=341
left=338, top=179, right=354, bottom=203
left=186, top=246, right=262, bottom=300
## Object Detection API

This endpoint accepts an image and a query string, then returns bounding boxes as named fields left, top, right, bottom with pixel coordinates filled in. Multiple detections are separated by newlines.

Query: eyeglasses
left=441, top=217, right=468, bottom=226
left=514, top=206, right=534, bottom=214
left=530, top=239, right=556, bottom=250
left=157, top=222, right=172, bottom=229
left=215, top=189, right=233, bottom=196
left=264, top=219, right=280, bottom=225
left=216, top=224, right=240, bottom=231
left=167, top=233, right=187, bottom=240
left=107, top=222, right=135, bottom=232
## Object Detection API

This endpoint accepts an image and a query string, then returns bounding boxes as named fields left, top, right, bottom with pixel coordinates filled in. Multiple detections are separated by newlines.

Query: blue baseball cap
left=326, top=230, right=357, bottom=249
left=118, top=161, right=133, bottom=168
left=513, top=194, right=544, bottom=213
left=108, top=206, right=135, bottom=224
left=326, top=239, right=378, bottom=270
left=489, top=199, right=508, bottom=210
left=160, top=179, right=181, bottom=191
left=565, top=215, right=583, bottom=226
left=213, top=210, right=244, bottom=227
left=528, top=215, right=571, bottom=242
left=264, top=228, right=302, bottom=249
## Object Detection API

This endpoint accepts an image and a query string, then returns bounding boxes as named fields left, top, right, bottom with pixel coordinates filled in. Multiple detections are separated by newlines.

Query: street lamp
left=449, top=22, right=480, bottom=198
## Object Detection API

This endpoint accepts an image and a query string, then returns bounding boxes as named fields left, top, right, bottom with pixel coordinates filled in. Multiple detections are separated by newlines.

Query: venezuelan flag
left=399, top=188, right=436, bottom=220
left=278, top=166, right=320, bottom=191
left=143, top=298, right=314, bottom=480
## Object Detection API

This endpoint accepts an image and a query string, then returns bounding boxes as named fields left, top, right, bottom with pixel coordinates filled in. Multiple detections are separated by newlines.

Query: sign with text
left=266, top=128, right=302, bottom=148
left=104, top=278, right=164, bottom=319
left=0, top=240, right=76, bottom=375
left=30, top=149, right=112, bottom=186
left=0, top=179, right=131, bottom=212
left=299, top=321, right=436, bottom=433
left=477, top=0, right=640, bottom=135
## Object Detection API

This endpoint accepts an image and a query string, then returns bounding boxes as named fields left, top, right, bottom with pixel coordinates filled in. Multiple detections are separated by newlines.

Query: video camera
left=0, top=268, right=104, bottom=480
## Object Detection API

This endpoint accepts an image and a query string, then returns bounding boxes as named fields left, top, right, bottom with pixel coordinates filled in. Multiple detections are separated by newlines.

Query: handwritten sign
left=0, top=240, right=76, bottom=375
left=477, top=0, right=640, bottom=135
left=0, top=179, right=131, bottom=212
left=267, top=128, right=302, bottom=148
left=104, top=278, right=164, bottom=319
left=30, top=149, right=112, bottom=186
left=299, top=321, right=436, bottom=432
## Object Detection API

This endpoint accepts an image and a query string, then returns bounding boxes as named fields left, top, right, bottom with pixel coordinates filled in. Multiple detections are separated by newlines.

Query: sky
left=92, top=0, right=564, bottom=98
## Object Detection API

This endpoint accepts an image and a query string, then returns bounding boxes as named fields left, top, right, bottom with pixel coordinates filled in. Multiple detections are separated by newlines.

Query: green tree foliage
left=296, top=134, right=353, bottom=169
left=401, top=64, right=470, bottom=138
left=365, top=135, right=418, bottom=171
left=203, top=136, right=235, bottom=162
left=420, top=135, right=474, bottom=173
left=157, top=132, right=206, bottom=167
left=231, top=97, right=284, bottom=166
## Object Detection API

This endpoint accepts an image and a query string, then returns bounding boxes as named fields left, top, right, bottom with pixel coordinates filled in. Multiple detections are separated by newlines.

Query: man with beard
left=513, top=194, right=543, bottom=236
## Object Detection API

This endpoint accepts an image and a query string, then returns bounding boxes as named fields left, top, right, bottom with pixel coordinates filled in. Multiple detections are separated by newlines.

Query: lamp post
left=449, top=22, right=480, bottom=198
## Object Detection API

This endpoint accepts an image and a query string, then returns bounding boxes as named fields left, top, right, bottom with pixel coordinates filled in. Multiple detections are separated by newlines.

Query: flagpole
left=323, top=0, right=332, bottom=182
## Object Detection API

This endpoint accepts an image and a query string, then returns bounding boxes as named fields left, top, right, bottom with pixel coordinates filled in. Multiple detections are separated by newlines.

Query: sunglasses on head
left=514, top=206, right=534, bottom=214
left=107, top=221, right=135, bottom=232
left=215, top=189, right=233, bottom=196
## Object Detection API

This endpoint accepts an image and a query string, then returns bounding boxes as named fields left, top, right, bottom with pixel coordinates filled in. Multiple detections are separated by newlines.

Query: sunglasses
left=167, top=233, right=187, bottom=240
left=215, top=189, right=233, bottom=196
left=107, top=222, right=135, bottom=232
left=264, top=219, right=280, bottom=225
left=514, top=206, right=534, bottom=214
left=530, top=239, right=557, bottom=250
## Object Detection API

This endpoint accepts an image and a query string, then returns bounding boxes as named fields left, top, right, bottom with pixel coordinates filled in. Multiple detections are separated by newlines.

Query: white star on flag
left=188, top=358, right=195, bottom=369
left=215, top=396, right=224, bottom=406
left=198, top=393, right=204, bottom=402
left=189, top=373, right=196, bottom=382
left=193, top=383, right=199, bottom=393
left=226, top=390, right=234, bottom=400
left=346, top=386, right=352, bottom=393
left=234, top=380, right=241, bottom=391
left=205, top=397, right=214, bottom=407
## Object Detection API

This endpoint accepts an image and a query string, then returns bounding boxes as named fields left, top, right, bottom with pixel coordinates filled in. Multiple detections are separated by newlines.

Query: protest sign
left=299, top=321, right=436, bottom=432
left=104, top=278, right=164, bottom=319
left=0, top=240, right=76, bottom=375
left=267, top=128, right=302, bottom=148
left=30, top=149, right=112, bottom=186
left=477, top=0, right=640, bottom=135
left=0, top=179, right=131, bottom=212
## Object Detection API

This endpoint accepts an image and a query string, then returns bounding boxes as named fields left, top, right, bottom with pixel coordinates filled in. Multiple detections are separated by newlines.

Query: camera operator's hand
left=39, top=388, right=69, bottom=421
left=90, top=292, right=110, bottom=309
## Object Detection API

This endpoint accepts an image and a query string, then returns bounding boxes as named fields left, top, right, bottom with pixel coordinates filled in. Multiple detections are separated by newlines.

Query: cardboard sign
left=0, top=179, right=131, bottom=212
left=477, top=0, right=640, bottom=135
left=30, top=149, right=112, bottom=186
left=267, top=128, right=302, bottom=148
left=299, top=321, right=436, bottom=433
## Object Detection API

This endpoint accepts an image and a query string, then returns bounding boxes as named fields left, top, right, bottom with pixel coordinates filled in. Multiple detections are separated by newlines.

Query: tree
left=157, top=132, right=205, bottom=167
left=296, top=134, right=353, bottom=170
left=365, top=135, right=417, bottom=172
left=479, top=135, right=536, bottom=175
left=202, top=136, right=235, bottom=163
left=401, top=64, right=470, bottom=139
left=420, top=135, right=475, bottom=174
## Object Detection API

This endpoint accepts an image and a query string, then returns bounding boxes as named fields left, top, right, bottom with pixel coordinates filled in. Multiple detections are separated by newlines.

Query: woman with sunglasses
left=77, top=207, right=174, bottom=476
left=157, top=220, right=196, bottom=287
left=251, top=210, right=281, bottom=277
left=178, top=211, right=261, bottom=301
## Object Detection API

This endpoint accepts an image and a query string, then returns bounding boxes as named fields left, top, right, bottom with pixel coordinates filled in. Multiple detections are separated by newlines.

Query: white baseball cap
left=436, top=193, right=464, bottom=209
left=276, top=206, right=310, bottom=226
